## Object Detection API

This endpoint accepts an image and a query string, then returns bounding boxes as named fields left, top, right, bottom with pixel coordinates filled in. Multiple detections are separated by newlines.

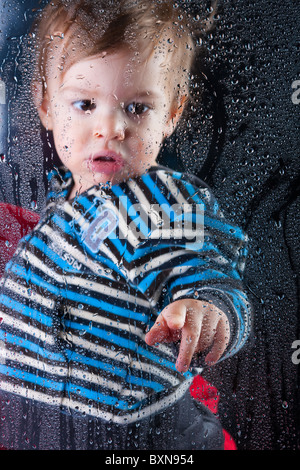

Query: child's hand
left=145, top=299, right=230, bottom=373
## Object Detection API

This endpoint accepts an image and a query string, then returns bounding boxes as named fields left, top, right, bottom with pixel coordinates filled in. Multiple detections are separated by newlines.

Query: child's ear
left=164, top=94, right=188, bottom=138
left=31, top=81, right=53, bottom=130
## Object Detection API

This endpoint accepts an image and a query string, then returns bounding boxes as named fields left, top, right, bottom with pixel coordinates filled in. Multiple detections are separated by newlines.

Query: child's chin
left=92, top=171, right=128, bottom=186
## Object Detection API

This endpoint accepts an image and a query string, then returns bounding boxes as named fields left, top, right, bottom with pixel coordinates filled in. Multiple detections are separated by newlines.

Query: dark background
left=0, top=0, right=299, bottom=450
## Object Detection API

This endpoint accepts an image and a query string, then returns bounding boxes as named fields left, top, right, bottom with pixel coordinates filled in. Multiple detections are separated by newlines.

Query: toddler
left=0, top=0, right=251, bottom=450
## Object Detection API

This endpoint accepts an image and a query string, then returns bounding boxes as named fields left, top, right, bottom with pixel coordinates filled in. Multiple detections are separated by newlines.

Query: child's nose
left=93, top=111, right=126, bottom=141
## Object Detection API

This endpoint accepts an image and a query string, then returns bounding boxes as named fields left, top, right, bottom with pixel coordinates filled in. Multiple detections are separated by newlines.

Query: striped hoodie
left=0, top=165, right=251, bottom=424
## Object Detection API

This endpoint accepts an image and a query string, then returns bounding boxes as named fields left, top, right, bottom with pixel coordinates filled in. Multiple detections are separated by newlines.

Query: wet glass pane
left=0, top=0, right=299, bottom=451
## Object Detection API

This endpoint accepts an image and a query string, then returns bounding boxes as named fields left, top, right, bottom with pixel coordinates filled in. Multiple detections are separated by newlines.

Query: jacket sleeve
left=141, top=171, right=252, bottom=362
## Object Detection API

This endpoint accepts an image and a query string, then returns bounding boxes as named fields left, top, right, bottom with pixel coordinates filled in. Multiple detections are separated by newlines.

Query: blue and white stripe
left=0, top=166, right=251, bottom=423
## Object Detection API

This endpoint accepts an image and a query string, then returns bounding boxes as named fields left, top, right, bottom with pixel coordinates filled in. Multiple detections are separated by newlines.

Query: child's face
left=38, top=48, right=184, bottom=195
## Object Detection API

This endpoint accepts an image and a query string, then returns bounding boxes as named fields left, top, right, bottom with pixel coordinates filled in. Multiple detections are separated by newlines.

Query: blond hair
left=32, top=0, right=213, bottom=101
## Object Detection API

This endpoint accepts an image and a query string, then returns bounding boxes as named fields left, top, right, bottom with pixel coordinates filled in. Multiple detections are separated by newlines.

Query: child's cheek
left=128, top=134, right=144, bottom=155
left=53, top=120, right=75, bottom=163
left=56, top=137, right=73, bottom=164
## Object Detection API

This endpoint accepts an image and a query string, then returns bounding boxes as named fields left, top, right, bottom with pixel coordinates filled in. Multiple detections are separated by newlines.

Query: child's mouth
left=95, top=156, right=114, bottom=162
left=88, top=152, right=125, bottom=174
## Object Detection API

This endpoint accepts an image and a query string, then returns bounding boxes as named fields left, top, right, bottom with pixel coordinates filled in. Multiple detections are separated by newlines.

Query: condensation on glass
left=0, top=0, right=299, bottom=451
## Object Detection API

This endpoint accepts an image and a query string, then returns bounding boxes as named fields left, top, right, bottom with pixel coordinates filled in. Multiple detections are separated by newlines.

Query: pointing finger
left=144, top=313, right=170, bottom=346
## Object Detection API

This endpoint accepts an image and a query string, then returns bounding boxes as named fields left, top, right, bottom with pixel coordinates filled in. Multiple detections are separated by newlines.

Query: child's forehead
left=58, top=49, right=173, bottom=93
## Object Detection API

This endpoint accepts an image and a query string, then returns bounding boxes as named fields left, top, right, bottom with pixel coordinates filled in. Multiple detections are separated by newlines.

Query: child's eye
left=126, top=102, right=149, bottom=117
left=72, top=99, right=96, bottom=113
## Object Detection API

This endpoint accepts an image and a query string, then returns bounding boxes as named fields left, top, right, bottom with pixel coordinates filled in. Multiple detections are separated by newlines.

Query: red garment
left=190, top=375, right=237, bottom=450
left=0, top=202, right=236, bottom=450
left=0, top=203, right=40, bottom=277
